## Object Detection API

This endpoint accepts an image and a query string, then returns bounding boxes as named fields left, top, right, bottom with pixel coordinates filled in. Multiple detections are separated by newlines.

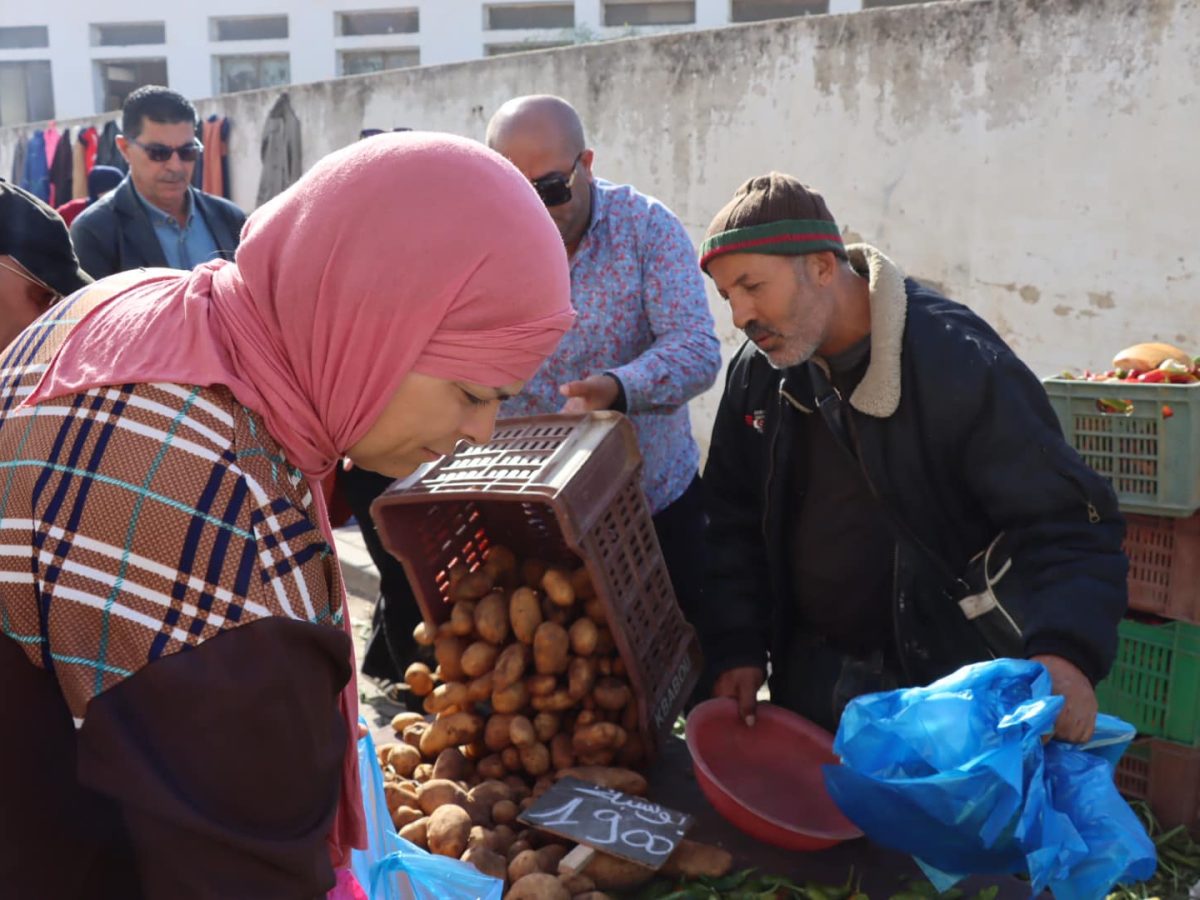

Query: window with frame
left=95, top=58, right=168, bottom=112
left=729, top=0, right=828, bottom=22
left=211, top=15, right=289, bottom=41
left=336, top=9, right=419, bottom=36
left=0, top=60, right=53, bottom=126
left=339, top=48, right=420, bottom=75
left=217, top=54, right=290, bottom=94
left=484, top=3, right=575, bottom=30
left=0, top=25, right=49, bottom=49
left=602, top=1, right=695, bottom=26
left=91, top=22, right=166, bottom=47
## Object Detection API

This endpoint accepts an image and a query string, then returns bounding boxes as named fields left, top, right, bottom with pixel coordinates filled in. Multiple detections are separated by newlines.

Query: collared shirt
left=501, top=179, right=721, bottom=514
left=133, top=183, right=221, bottom=270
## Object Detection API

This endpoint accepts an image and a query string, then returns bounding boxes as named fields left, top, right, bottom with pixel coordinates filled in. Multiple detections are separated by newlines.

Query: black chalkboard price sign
left=517, top=776, right=693, bottom=869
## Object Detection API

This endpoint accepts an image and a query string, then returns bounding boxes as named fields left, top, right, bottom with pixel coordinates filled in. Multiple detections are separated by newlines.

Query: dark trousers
left=769, top=631, right=901, bottom=734
left=335, top=466, right=424, bottom=688
left=652, top=474, right=705, bottom=622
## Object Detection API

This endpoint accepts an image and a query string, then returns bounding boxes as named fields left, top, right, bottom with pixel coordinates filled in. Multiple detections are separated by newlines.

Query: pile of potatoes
left=373, top=545, right=729, bottom=898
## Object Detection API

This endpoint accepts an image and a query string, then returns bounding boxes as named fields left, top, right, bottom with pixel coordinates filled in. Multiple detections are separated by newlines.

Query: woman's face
left=344, top=372, right=523, bottom=478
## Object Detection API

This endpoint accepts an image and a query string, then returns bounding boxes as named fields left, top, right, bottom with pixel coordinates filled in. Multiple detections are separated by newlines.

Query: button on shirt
left=134, top=185, right=221, bottom=270
left=501, top=179, right=721, bottom=514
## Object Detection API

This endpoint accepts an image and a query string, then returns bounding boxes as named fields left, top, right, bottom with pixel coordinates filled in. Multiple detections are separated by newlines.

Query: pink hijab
left=25, top=132, right=574, bottom=868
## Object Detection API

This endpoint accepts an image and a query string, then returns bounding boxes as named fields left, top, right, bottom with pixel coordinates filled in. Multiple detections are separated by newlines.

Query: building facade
left=0, top=0, right=919, bottom=124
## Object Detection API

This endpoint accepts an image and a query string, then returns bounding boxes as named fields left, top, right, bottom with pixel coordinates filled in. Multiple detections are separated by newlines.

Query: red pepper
left=1138, top=370, right=1168, bottom=383
left=1163, top=405, right=1175, bottom=419
left=1166, top=372, right=1199, bottom=384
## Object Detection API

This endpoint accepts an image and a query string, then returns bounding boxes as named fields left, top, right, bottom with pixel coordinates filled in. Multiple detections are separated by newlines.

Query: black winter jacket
left=698, top=245, right=1127, bottom=687
left=70, top=177, right=245, bottom=280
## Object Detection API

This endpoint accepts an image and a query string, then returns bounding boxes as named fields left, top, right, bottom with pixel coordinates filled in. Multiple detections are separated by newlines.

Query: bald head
left=486, top=95, right=586, bottom=159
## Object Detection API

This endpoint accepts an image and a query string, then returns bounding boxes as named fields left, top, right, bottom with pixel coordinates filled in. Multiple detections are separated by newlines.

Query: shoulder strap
left=807, top=361, right=969, bottom=596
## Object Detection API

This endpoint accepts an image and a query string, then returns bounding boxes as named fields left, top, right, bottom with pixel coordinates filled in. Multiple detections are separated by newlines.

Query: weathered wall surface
left=4, top=0, right=1196, bottom=455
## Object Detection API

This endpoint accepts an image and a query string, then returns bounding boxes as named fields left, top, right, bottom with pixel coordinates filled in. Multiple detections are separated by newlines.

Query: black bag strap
left=806, top=362, right=970, bottom=597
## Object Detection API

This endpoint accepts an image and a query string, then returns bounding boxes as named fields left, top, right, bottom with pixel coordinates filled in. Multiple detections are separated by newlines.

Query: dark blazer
left=70, top=176, right=245, bottom=279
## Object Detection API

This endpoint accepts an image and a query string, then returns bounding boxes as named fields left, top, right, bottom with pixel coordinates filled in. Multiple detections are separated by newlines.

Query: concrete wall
left=3, top=0, right=1196, bottom=457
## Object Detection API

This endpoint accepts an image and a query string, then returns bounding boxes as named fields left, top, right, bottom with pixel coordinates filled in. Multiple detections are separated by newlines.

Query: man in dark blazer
left=72, top=86, right=245, bottom=280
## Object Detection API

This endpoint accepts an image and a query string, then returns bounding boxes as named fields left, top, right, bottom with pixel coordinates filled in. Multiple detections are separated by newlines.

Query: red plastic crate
left=1115, top=737, right=1200, bottom=832
left=1124, top=512, right=1200, bottom=623
left=369, top=413, right=702, bottom=757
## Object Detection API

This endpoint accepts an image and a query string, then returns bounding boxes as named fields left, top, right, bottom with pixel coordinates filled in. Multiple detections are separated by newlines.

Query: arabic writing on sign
left=525, top=782, right=696, bottom=859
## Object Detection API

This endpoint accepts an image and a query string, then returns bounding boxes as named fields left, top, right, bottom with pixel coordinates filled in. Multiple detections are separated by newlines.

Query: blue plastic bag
left=823, top=659, right=1156, bottom=899
left=350, top=724, right=504, bottom=900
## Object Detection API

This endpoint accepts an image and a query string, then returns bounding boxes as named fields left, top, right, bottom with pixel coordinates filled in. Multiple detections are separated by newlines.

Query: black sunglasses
left=129, top=138, right=203, bottom=163
left=531, top=153, right=584, bottom=207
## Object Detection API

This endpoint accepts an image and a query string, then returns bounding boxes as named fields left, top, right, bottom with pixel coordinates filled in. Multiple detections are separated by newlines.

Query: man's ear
left=115, top=135, right=131, bottom=163
left=579, top=148, right=596, bottom=179
left=805, top=250, right=839, bottom=287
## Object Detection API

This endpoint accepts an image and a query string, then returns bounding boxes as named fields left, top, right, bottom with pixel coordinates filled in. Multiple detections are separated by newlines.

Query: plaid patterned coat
left=0, top=288, right=352, bottom=897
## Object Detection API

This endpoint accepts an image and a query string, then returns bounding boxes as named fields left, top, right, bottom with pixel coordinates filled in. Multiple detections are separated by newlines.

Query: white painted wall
left=1, top=0, right=867, bottom=122
left=2, top=0, right=1196, bottom=457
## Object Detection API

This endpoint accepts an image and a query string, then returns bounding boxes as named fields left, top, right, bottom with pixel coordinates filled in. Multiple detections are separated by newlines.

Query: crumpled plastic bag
left=345, top=724, right=503, bottom=900
left=822, top=659, right=1156, bottom=899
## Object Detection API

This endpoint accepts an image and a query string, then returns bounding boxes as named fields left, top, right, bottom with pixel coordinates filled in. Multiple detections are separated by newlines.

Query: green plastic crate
left=1096, top=618, right=1200, bottom=745
left=1043, top=378, right=1200, bottom=517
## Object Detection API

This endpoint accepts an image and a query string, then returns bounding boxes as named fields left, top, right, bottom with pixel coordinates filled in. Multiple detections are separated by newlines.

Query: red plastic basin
left=684, top=698, right=863, bottom=851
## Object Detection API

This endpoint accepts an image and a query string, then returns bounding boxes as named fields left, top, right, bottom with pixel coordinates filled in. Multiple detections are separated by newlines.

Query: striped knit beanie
left=699, top=173, right=846, bottom=273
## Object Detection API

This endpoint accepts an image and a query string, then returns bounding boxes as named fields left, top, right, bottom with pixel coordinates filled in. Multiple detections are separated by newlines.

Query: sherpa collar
left=824, top=243, right=907, bottom=418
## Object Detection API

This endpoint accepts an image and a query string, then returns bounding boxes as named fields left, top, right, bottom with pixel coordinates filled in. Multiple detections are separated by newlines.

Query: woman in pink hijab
left=0, top=132, right=572, bottom=898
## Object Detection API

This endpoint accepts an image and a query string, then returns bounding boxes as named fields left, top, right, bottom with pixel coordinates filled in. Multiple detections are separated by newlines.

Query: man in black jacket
left=697, top=173, right=1126, bottom=742
left=71, top=86, right=245, bottom=279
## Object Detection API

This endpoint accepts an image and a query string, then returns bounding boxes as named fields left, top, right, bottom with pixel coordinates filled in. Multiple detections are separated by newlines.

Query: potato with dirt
left=449, top=598, right=477, bottom=637
left=533, top=622, right=570, bottom=675
left=385, top=742, right=422, bottom=778
left=432, top=747, right=468, bottom=782
left=532, top=712, right=560, bottom=743
left=399, top=816, right=429, bottom=849
left=492, top=679, right=531, bottom=715
left=508, top=847, right=543, bottom=881
left=416, top=778, right=468, bottom=815
left=461, top=641, right=499, bottom=678
left=519, top=741, right=551, bottom=777
left=461, top=845, right=508, bottom=880
left=424, top=681, right=468, bottom=715
left=413, top=620, right=436, bottom=647
left=572, top=723, right=626, bottom=754
left=474, top=591, right=510, bottom=644
left=592, top=676, right=631, bottom=712
left=427, top=804, right=472, bottom=858
left=510, top=587, right=543, bottom=644
left=452, top=569, right=495, bottom=604
left=568, top=618, right=599, bottom=657
left=553, top=766, right=646, bottom=796
left=493, top=642, right=530, bottom=690
left=582, top=851, right=655, bottom=891
left=661, top=839, right=734, bottom=879
left=434, top=635, right=468, bottom=683
left=541, top=568, right=575, bottom=608
left=403, top=661, right=436, bottom=697
left=510, top=715, right=537, bottom=748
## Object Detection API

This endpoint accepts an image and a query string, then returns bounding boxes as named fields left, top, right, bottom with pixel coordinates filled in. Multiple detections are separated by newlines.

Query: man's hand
left=559, top=374, right=620, bottom=413
left=1032, top=654, right=1098, bottom=743
left=712, top=666, right=765, bottom=727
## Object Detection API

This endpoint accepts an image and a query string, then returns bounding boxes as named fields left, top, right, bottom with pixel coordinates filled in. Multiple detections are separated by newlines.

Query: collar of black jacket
left=827, top=243, right=907, bottom=419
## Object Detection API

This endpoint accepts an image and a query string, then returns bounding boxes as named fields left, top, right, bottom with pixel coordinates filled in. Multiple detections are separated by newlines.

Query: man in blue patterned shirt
left=487, top=95, right=721, bottom=619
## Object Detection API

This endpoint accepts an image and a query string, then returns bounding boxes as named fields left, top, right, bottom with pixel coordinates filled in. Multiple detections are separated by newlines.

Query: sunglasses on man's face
left=129, top=138, right=203, bottom=163
left=531, top=153, right=584, bottom=208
